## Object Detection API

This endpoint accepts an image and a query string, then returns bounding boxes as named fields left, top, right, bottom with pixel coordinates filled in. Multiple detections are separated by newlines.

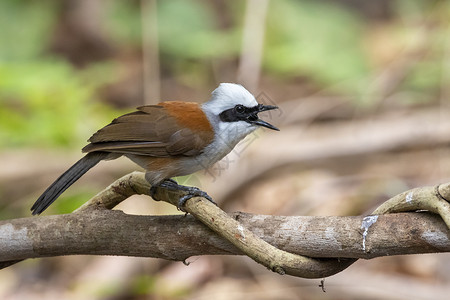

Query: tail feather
left=31, top=152, right=108, bottom=215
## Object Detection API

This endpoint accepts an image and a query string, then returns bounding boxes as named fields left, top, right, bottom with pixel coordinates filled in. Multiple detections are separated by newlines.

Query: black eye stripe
left=219, top=104, right=259, bottom=123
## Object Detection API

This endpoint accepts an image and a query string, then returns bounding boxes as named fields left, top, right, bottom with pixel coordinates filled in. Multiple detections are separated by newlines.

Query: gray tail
left=31, top=152, right=108, bottom=215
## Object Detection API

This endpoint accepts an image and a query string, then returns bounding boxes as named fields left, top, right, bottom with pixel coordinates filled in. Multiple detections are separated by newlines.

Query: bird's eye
left=235, top=105, right=245, bottom=114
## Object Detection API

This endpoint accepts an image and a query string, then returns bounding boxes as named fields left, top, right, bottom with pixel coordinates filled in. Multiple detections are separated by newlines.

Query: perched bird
left=31, top=83, right=279, bottom=215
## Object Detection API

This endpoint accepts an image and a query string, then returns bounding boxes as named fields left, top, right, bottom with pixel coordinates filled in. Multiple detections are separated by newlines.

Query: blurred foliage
left=0, top=61, right=119, bottom=148
left=391, top=0, right=450, bottom=104
left=51, top=189, right=97, bottom=215
left=106, top=0, right=242, bottom=88
left=0, top=0, right=448, bottom=149
left=157, top=0, right=240, bottom=59
left=0, top=0, right=120, bottom=149
left=106, top=0, right=239, bottom=53
left=130, top=275, right=157, bottom=296
left=264, top=0, right=370, bottom=94
left=0, top=0, right=57, bottom=60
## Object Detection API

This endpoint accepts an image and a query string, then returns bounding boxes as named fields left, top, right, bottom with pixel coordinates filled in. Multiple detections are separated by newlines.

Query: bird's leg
left=150, top=179, right=216, bottom=211
left=149, top=178, right=178, bottom=200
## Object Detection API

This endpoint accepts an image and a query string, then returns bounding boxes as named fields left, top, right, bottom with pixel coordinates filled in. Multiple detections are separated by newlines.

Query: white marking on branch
left=406, top=191, right=414, bottom=203
left=361, top=216, right=379, bottom=252
left=237, top=224, right=246, bottom=241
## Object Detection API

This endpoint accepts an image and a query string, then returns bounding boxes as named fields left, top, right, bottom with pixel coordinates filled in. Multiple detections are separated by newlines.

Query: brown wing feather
left=82, top=103, right=214, bottom=157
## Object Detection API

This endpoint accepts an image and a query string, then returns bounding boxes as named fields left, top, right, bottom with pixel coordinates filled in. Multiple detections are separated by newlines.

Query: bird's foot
left=150, top=179, right=216, bottom=211
left=177, top=186, right=215, bottom=210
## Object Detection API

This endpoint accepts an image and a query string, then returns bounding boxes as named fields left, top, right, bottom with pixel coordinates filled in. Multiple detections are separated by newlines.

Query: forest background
left=0, top=0, right=449, bottom=299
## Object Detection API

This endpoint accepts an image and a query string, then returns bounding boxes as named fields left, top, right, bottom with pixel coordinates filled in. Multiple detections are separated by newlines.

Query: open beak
left=251, top=104, right=280, bottom=131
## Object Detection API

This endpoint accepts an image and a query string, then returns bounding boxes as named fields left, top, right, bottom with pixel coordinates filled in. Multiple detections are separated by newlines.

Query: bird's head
left=202, top=83, right=279, bottom=139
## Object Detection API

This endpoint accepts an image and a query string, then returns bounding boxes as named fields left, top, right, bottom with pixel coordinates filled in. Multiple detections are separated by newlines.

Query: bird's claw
left=178, top=187, right=215, bottom=211
left=150, top=179, right=216, bottom=211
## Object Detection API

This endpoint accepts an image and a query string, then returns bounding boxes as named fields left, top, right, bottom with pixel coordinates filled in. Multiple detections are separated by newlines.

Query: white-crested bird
left=31, top=83, right=279, bottom=215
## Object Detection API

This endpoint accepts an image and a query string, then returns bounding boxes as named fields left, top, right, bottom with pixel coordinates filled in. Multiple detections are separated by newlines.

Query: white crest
left=202, top=83, right=258, bottom=116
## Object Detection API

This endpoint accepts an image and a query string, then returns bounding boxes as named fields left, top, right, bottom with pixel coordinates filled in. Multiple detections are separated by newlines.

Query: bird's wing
left=82, top=103, right=214, bottom=157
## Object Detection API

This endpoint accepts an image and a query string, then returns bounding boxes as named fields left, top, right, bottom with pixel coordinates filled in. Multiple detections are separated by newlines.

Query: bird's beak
left=252, top=104, right=280, bottom=131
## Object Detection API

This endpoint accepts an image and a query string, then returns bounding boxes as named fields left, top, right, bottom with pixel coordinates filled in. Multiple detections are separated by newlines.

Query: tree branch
left=1, top=172, right=449, bottom=278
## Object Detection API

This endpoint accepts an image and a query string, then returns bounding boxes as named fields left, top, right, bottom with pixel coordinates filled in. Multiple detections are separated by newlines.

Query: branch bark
left=1, top=210, right=449, bottom=261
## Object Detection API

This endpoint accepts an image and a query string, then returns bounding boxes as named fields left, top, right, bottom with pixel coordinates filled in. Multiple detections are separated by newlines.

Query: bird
left=31, top=83, right=279, bottom=215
